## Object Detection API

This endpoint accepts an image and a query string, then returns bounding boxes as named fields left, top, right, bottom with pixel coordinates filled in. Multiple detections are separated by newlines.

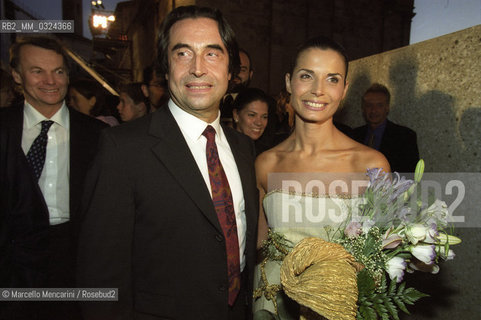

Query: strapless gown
left=253, top=191, right=357, bottom=319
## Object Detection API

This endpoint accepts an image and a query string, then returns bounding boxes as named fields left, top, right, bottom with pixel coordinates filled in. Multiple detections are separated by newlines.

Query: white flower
left=362, top=219, right=375, bottom=233
left=386, top=257, right=406, bottom=282
left=420, top=199, right=449, bottom=228
left=421, top=223, right=439, bottom=244
left=410, top=244, right=436, bottom=264
left=436, top=246, right=455, bottom=261
left=405, top=223, right=428, bottom=245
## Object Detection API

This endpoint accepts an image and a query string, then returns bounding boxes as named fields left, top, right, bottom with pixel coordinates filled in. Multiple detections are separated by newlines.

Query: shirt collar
left=23, top=100, right=69, bottom=130
left=368, top=119, right=387, bottom=134
left=168, top=99, right=224, bottom=142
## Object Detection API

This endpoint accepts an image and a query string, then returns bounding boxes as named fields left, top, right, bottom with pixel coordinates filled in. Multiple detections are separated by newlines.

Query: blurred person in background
left=116, top=82, right=149, bottom=122
left=141, top=64, right=169, bottom=111
left=68, top=78, right=119, bottom=126
left=0, top=68, right=21, bottom=107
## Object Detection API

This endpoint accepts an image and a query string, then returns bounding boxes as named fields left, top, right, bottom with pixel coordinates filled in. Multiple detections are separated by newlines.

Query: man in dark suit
left=0, top=36, right=106, bottom=319
left=77, top=6, right=258, bottom=320
left=352, top=83, right=419, bottom=172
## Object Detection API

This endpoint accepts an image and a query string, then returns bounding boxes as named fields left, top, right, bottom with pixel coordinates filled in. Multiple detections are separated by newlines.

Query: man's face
left=362, top=92, right=389, bottom=128
left=166, top=18, right=230, bottom=122
left=11, top=44, right=68, bottom=115
left=233, top=51, right=252, bottom=86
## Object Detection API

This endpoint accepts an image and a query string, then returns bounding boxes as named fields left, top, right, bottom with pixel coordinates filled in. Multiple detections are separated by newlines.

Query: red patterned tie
left=202, top=125, right=241, bottom=306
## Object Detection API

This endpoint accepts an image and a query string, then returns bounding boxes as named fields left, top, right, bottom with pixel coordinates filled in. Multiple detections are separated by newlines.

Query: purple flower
left=344, top=221, right=362, bottom=238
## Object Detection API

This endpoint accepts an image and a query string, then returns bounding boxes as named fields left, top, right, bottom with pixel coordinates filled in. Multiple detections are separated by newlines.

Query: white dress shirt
left=21, top=101, right=70, bottom=225
left=169, top=100, right=247, bottom=271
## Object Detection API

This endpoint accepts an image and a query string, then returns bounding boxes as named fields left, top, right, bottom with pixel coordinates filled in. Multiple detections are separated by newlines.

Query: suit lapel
left=380, top=120, right=393, bottom=152
left=2, top=104, right=49, bottom=222
left=69, top=109, right=84, bottom=216
left=149, top=107, right=223, bottom=233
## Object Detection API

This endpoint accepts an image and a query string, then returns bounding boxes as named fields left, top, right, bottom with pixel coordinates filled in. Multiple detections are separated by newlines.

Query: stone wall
left=340, top=24, right=481, bottom=173
left=338, top=25, right=481, bottom=319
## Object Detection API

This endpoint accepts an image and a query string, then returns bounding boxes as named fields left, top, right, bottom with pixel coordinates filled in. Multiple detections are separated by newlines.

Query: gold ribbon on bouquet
left=280, top=237, right=363, bottom=320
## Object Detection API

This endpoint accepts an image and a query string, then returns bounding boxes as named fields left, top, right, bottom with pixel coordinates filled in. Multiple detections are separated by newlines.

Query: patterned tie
left=26, top=120, right=54, bottom=180
left=368, top=132, right=375, bottom=148
left=202, top=125, right=241, bottom=306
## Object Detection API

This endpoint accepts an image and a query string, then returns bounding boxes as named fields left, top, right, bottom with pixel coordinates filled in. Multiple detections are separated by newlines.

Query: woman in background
left=69, top=78, right=119, bottom=126
left=232, top=87, right=273, bottom=155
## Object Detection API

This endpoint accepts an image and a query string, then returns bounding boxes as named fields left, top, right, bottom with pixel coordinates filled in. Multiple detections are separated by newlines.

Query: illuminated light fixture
left=108, top=15, right=115, bottom=22
left=93, top=14, right=108, bottom=29
left=91, top=0, right=105, bottom=9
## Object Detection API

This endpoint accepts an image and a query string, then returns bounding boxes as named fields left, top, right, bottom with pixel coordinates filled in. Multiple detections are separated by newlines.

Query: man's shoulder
left=0, top=103, right=23, bottom=117
left=386, top=120, right=417, bottom=135
left=223, top=125, right=250, bottom=143
left=0, top=104, right=23, bottom=130
left=351, top=124, right=368, bottom=140
left=102, top=113, right=155, bottom=143
left=69, top=108, right=108, bottom=131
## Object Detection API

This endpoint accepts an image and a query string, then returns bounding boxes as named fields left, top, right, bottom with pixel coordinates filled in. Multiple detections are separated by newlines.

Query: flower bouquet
left=255, top=160, right=461, bottom=320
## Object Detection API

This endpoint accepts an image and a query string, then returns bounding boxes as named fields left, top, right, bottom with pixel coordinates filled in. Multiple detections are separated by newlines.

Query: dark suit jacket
left=352, top=120, right=420, bottom=173
left=0, top=103, right=107, bottom=289
left=77, top=106, right=259, bottom=320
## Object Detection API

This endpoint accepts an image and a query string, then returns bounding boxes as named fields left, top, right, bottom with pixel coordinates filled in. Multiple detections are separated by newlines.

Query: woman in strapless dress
left=253, top=36, right=390, bottom=319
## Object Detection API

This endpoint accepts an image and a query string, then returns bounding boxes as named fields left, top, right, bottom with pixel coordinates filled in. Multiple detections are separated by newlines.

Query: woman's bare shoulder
left=351, top=141, right=391, bottom=173
left=255, top=145, right=281, bottom=173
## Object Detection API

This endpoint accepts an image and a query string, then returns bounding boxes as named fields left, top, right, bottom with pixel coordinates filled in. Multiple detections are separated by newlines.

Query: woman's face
left=69, top=88, right=95, bottom=116
left=117, top=92, right=146, bottom=122
left=233, top=100, right=268, bottom=140
left=286, top=48, right=348, bottom=124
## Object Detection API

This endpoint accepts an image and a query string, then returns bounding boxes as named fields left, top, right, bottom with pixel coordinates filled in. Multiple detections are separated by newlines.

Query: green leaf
left=393, top=296, right=409, bottom=314
left=396, top=282, right=406, bottom=295
left=403, top=287, right=429, bottom=304
left=373, top=297, right=388, bottom=315
left=357, top=269, right=376, bottom=296
left=384, top=297, right=399, bottom=320
left=359, top=304, right=377, bottom=320
left=388, top=277, right=396, bottom=295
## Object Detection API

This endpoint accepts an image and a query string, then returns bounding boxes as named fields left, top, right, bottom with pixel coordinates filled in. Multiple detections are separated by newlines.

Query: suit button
left=219, top=285, right=226, bottom=292
left=215, top=234, right=223, bottom=242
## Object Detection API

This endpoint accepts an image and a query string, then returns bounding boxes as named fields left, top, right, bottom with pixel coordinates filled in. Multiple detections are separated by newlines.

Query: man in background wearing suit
left=77, top=6, right=258, bottom=320
left=0, top=36, right=106, bottom=319
left=352, top=83, right=419, bottom=172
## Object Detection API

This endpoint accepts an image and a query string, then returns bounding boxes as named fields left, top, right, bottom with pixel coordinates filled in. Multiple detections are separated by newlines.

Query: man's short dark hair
left=157, top=5, right=240, bottom=76
left=363, top=83, right=391, bottom=105
left=9, top=35, right=69, bottom=72
left=143, top=64, right=166, bottom=86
